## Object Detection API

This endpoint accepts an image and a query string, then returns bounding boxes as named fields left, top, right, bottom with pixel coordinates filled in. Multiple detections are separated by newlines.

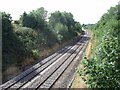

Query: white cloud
left=0, top=0, right=119, bottom=24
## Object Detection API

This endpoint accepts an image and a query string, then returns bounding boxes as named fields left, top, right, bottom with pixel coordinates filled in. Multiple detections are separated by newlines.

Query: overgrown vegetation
left=2, top=13, right=27, bottom=71
left=79, top=5, right=120, bottom=88
left=2, top=7, right=82, bottom=82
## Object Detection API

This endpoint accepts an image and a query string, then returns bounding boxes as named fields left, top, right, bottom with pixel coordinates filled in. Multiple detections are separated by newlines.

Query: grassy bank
left=71, top=31, right=94, bottom=88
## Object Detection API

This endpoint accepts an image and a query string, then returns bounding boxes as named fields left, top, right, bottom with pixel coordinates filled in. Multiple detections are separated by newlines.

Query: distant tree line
left=82, top=24, right=94, bottom=30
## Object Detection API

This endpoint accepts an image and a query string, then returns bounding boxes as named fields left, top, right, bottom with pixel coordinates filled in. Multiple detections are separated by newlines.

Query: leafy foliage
left=80, top=5, right=120, bottom=88
left=49, top=11, right=82, bottom=42
left=2, top=12, right=27, bottom=70
left=20, top=7, right=47, bottom=30
left=31, top=49, right=39, bottom=59
left=2, top=7, right=82, bottom=77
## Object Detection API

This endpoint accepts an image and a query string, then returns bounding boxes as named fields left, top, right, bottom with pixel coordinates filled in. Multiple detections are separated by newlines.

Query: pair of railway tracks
left=0, top=32, right=90, bottom=89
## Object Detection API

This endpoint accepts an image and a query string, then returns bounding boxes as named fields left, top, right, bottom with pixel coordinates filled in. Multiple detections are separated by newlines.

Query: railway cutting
left=0, top=31, right=90, bottom=89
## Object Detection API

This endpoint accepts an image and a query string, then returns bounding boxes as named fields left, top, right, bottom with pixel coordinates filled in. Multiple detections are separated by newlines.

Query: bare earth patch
left=71, top=31, right=93, bottom=88
left=71, top=72, right=86, bottom=88
left=85, top=41, right=92, bottom=58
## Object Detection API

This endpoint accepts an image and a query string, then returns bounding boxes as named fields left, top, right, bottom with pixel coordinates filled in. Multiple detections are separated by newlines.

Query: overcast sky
left=0, top=0, right=119, bottom=24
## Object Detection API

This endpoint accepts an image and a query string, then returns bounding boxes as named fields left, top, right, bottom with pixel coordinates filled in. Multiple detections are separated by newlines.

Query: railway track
left=0, top=32, right=90, bottom=89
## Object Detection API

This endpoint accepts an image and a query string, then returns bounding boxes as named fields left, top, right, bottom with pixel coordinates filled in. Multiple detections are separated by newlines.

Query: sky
left=0, top=0, right=119, bottom=24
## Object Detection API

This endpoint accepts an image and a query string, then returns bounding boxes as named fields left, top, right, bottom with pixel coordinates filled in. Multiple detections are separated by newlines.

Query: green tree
left=20, top=12, right=37, bottom=29
left=49, top=11, right=82, bottom=42
left=54, top=23, right=69, bottom=42
left=20, top=7, right=47, bottom=30
left=74, top=22, right=82, bottom=33
left=2, top=12, right=26, bottom=70
left=20, top=7, right=57, bottom=47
